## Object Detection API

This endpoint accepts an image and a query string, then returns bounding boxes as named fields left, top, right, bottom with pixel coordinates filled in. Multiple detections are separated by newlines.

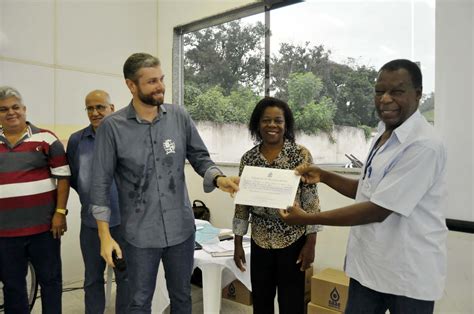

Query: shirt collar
left=0, top=122, right=32, bottom=138
left=84, top=124, right=95, bottom=138
left=126, top=101, right=167, bottom=122
left=376, top=110, right=422, bottom=144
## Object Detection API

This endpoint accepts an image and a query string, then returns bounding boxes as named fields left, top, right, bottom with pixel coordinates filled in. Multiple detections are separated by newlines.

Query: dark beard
left=138, top=90, right=163, bottom=107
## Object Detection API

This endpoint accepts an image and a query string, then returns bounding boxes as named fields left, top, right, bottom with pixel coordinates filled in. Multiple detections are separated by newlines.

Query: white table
left=193, top=247, right=251, bottom=313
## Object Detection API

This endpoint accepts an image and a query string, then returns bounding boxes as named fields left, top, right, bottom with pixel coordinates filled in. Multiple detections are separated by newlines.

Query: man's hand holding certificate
left=234, top=166, right=300, bottom=209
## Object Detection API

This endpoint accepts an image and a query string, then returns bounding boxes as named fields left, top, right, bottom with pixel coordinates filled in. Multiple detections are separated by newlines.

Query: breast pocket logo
left=163, top=139, right=176, bottom=155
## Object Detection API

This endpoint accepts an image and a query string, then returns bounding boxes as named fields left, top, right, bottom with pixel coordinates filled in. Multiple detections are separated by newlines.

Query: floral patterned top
left=233, top=140, right=322, bottom=249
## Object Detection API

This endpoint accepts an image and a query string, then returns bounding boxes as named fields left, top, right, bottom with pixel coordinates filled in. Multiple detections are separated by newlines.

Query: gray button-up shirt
left=90, top=102, right=222, bottom=248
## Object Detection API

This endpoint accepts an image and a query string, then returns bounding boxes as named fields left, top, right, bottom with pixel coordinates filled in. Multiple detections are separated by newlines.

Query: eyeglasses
left=85, top=104, right=109, bottom=114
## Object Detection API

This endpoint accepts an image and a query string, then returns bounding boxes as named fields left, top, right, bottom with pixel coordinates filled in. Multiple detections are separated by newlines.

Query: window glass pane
left=270, top=0, right=435, bottom=164
left=183, top=14, right=265, bottom=163
left=180, top=0, right=435, bottom=165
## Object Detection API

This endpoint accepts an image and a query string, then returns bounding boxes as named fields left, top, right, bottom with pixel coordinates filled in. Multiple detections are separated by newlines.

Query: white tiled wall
left=55, top=69, right=130, bottom=126
left=0, top=0, right=157, bottom=137
left=0, top=0, right=55, bottom=64
left=0, top=60, right=55, bottom=125
left=56, top=0, right=157, bottom=75
left=0, top=0, right=160, bottom=284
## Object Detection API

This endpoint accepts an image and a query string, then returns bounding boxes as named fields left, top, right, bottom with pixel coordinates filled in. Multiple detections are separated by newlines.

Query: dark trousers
left=345, top=278, right=435, bottom=314
left=0, top=231, right=62, bottom=314
left=250, top=235, right=306, bottom=314
left=80, top=223, right=130, bottom=314
left=125, top=234, right=195, bottom=314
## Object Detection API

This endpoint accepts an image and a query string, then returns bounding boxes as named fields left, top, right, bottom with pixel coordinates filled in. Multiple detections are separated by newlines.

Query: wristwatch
left=55, top=208, right=68, bottom=216
left=213, top=174, right=226, bottom=187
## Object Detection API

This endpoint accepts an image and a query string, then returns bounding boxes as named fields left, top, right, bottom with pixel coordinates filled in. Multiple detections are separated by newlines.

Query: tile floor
left=30, top=281, right=253, bottom=314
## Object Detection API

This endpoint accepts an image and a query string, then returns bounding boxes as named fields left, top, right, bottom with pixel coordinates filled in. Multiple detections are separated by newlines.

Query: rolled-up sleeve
left=89, top=119, right=117, bottom=222
left=203, top=166, right=223, bottom=193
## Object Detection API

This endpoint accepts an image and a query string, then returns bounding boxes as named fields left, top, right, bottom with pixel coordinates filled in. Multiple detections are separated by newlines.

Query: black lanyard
left=362, top=136, right=383, bottom=180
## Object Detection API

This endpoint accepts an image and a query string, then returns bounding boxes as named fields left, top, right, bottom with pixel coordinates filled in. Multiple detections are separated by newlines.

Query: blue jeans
left=0, top=231, right=62, bottom=314
left=80, top=223, right=130, bottom=314
left=345, top=278, right=435, bottom=314
left=125, top=234, right=195, bottom=314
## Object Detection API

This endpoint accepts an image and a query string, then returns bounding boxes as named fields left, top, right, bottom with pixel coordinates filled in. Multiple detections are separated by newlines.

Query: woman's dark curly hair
left=248, top=97, right=295, bottom=143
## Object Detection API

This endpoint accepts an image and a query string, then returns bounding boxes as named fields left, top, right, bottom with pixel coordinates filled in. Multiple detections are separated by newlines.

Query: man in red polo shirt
left=0, top=86, right=70, bottom=314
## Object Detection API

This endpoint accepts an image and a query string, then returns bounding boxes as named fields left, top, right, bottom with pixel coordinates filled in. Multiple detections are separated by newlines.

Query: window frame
left=171, top=0, right=303, bottom=106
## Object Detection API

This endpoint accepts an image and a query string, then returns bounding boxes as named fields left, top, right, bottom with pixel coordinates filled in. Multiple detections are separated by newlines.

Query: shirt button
left=158, top=175, right=162, bottom=179
left=135, top=208, right=140, bottom=213
left=156, top=158, right=160, bottom=161
left=154, top=141, right=157, bottom=144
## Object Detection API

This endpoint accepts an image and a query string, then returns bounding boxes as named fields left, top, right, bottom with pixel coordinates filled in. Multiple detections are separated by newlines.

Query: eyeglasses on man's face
left=85, top=104, right=109, bottom=114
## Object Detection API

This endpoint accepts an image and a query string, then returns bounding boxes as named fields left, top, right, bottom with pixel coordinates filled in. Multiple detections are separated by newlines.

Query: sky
left=245, top=0, right=435, bottom=93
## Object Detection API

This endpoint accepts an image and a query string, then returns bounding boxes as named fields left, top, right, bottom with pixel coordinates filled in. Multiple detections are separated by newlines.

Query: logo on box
left=328, top=287, right=341, bottom=309
left=227, top=283, right=237, bottom=299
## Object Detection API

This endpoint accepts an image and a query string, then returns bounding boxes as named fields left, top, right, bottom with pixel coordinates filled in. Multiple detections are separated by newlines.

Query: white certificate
left=234, top=166, right=300, bottom=209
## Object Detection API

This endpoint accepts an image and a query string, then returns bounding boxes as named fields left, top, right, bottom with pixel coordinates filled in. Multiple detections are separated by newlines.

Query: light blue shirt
left=345, top=110, right=448, bottom=300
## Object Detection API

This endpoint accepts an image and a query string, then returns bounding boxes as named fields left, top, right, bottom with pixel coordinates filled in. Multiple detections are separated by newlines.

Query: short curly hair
left=248, top=97, right=295, bottom=143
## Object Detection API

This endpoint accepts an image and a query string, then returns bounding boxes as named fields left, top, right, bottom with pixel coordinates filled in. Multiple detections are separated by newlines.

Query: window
left=173, top=0, right=435, bottom=165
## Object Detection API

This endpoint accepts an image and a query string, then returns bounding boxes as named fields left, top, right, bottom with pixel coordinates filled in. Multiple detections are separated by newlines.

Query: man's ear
left=415, top=87, right=423, bottom=103
left=125, top=79, right=136, bottom=94
left=110, top=104, right=115, bottom=112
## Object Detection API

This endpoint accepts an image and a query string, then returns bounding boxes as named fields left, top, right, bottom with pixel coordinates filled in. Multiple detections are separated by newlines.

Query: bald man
left=67, top=90, right=129, bottom=313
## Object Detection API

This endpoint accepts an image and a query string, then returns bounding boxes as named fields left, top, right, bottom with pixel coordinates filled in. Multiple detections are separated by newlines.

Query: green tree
left=295, top=97, right=336, bottom=134
left=419, top=92, right=434, bottom=112
left=271, top=43, right=378, bottom=128
left=334, top=63, right=378, bottom=127
left=225, top=87, right=261, bottom=124
left=184, top=85, right=260, bottom=125
left=184, top=20, right=265, bottom=95
left=186, top=86, right=228, bottom=123
left=287, top=72, right=323, bottom=109
left=271, top=42, right=333, bottom=101
left=183, top=21, right=379, bottom=131
left=286, top=72, right=336, bottom=134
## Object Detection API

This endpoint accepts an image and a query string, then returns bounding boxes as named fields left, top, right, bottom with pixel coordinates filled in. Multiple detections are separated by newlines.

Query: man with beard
left=89, top=53, right=240, bottom=313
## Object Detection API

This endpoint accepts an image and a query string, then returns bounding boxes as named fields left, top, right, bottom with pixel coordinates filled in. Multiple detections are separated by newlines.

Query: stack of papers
left=202, top=236, right=250, bottom=257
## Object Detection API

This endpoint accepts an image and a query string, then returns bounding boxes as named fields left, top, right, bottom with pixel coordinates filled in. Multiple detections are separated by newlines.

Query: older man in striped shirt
left=0, top=86, right=70, bottom=314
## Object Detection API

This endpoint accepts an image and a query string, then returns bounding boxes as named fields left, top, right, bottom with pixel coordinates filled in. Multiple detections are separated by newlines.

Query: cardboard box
left=222, top=280, right=252, bottom=305
left=307, top=302, right=341, bottom=314
left=311, top=268, right=349, bottom=313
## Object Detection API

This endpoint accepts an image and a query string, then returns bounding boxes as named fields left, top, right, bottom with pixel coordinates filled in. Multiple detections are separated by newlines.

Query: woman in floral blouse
left=233, top=97, right=322, bottom=314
